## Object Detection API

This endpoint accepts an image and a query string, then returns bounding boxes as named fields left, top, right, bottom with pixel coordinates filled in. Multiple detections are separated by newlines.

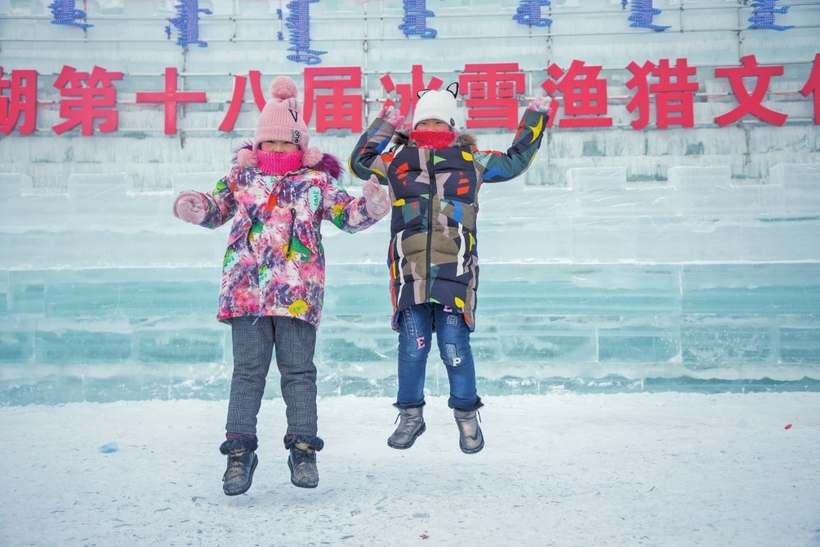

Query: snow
left=2, top=393, right=819, bottom=546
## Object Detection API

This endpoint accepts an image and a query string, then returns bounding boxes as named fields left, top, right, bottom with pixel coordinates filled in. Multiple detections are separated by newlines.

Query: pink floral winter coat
left=199, top=154, right=381, bottom=328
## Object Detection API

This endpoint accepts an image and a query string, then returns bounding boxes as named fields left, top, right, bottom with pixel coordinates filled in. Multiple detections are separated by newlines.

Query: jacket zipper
left=425, top=150, right=434, bottom=301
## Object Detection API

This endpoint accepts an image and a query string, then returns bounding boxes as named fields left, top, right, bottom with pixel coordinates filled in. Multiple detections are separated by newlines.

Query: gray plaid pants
left=226, top=316, right=318, bottom=438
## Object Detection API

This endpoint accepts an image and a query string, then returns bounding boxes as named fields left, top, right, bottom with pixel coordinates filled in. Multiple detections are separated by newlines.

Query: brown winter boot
left=453, top=408, right=484, bottom=454
left=387, top=404, right=426, bottom=449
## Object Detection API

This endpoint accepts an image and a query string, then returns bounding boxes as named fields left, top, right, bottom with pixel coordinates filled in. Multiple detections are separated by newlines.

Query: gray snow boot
left=219, top=438, right=259, bottom=496
left=454, top=407, right=484, bottom=454
left=387, top=404, right=426, bottom=449
left=285, top=436, right=323, bottom=489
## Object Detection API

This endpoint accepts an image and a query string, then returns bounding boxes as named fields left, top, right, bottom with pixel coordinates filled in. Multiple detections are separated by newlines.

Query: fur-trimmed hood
left=391, top=131, right=477, bottom=149
left=232, top=141, right=344, bottom=180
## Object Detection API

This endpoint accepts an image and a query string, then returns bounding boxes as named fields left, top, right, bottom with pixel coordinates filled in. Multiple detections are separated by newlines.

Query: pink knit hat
left=245, top=76, right=322, bottom=167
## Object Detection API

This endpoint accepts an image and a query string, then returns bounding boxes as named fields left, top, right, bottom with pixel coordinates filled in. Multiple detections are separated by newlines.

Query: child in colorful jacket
left=348, top=82, right=551, bottom=455
left=173, top=76, right=389, bottom=495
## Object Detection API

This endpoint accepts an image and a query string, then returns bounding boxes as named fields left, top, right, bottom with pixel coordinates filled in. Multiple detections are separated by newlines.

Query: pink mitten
left=363, top=175, right=390, bottom=219
left=527, top=95, right=553, bottom=115
left=173, top=190, right=207, bottom=225
left=377, top=103, right=406, bottom=129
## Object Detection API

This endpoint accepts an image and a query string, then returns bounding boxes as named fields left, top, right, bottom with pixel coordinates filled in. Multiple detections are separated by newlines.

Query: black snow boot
left=387, top=403, right=426, bottom=450
left=453, top=400, right=484, bottom=454
left=285, top=436, right=323, bottom=489
left=219, top=438, right=259, bottom=496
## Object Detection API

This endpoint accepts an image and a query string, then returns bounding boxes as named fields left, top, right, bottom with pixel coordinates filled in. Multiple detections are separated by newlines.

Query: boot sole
left=459, top=430, right=484, bottom=454
left=459, top=438, right=484, bottom=454
left=223, top=454, right=258, bottom=496
left=387, top=422, right=426, bottom=450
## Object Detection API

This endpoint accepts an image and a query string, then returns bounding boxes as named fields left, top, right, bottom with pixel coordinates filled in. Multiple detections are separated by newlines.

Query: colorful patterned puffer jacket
left=349, top=109, right=548, bottom=331
left=199, top=153, right=381, bottom=328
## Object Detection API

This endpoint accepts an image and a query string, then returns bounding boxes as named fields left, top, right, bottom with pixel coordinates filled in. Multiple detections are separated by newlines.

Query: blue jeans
left=396, top=303, right=480, bottom=410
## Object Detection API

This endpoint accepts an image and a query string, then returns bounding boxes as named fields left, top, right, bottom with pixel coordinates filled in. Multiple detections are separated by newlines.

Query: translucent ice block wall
left=1, top=0, right=819, bottom=404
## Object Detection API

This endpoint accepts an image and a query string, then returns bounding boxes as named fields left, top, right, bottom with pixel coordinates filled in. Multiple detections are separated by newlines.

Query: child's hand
left=527, top=96, right=553, bottom=115
left=173, top=190, right=207, bottom=225
left=363, top=175, right=390, bottom=219
left=377, top=103, right=406, bottom=129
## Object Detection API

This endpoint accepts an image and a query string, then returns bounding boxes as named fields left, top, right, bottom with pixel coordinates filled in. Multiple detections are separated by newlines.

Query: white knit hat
left=412, top=82, right=459, bottom=129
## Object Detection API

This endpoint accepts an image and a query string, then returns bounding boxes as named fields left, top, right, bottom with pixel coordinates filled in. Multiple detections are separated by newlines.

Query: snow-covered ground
left=1, top=393, right=818, bottom=547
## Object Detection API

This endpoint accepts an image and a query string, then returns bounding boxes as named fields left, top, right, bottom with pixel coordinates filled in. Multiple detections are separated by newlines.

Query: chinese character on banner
left=400, top=0, right=437, bottom=38
left=513, top=0, right=552, bottom=27
left=286, top=0, right=326, bottom=65
left=799, top=53, right=820, bottom=125
left=0, top=68, right=38, bottom=136
left=52, top=65, right=123, bottom=136
left=626, top=58, right=698, bottom=130
left=542, top=60, right=613, bottom=128
left=747, top=0, right=793, bottom=31
left=625, top=60, right=653, bottom=130
left=625, top=0, right=670, bottom=32
left=165, top=0, right=212, bottom=48
left=380, top=65, right=443, bottom=131
left=49, top=0, right=92, bottom=30
left=136, top=67, right=207, bottom=135
left=303, top=67, right=363, bottom=133
left=714, top=54, right=787, bottom=127
left=459, top=63, right=525, bottom=130
left=219, top=70, right=267, bottom=133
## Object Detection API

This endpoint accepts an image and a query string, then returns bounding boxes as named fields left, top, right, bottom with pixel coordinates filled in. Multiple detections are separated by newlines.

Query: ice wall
left=2, top=163, right=819, bottom=404
left=1, top=0, right=820, bottom=404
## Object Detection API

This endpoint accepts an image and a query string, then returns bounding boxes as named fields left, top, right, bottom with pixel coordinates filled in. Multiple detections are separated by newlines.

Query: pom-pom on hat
left=412, top=82, right=459, bottom=129
left=251, top=76, right=322, bottom=167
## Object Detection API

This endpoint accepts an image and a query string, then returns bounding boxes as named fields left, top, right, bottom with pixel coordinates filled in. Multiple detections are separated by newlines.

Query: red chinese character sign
left=459, top=63, right=525, bottom=130
left=0, top=68, right=38, bottom=136
left=136, top=67, right=207, bottom=135
left=52, top=65, right=123, bottom=136
left=800, top=53, right=820, bottom=125
left=714, top=55, right=787, bottom=127
left=219, top=71, right=267, bottom=133
left=303, top=67, right=363, bottom=133
left=3, top=55, right=819, bottom=139
left=543, top=60, right=612, bottom=128
left=626, top=58, right=698, bottom=130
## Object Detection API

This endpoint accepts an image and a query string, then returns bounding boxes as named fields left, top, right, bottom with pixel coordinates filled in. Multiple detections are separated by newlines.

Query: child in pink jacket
left=173, top=76, right=388, bottom=495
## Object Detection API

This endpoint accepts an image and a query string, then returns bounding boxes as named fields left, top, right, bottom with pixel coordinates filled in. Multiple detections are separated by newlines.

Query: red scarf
left=409, top=130, right=457, bottom=150
left=256, top=149, right=304, bottom=176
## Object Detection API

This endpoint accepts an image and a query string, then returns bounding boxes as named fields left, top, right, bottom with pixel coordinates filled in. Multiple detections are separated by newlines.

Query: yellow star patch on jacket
left=528, top=115, right=544, bottom=143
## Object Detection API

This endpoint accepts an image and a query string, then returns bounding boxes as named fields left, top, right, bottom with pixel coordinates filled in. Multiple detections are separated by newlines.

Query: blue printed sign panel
left=400, top=0, right=437, bottom=38
left=286, top=0, right=327, bottom=65
left=42, top=0, right=795, bottom=65
left=49, top=0, right=92, bottom=29
left=513, top=0, right=552, bottom=28
left=624, top=0, right=670, bottom=32
left=165, top=0, right=212, bottom=48
left=747, top=0, right=794, bottom=31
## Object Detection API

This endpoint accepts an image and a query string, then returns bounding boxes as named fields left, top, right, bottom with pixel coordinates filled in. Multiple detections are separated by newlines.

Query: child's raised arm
left=320, top=174, right=389, bottom=233
left=472, top=97, right=552, bottom=184
left=348, top=104, right=405, bottom=184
